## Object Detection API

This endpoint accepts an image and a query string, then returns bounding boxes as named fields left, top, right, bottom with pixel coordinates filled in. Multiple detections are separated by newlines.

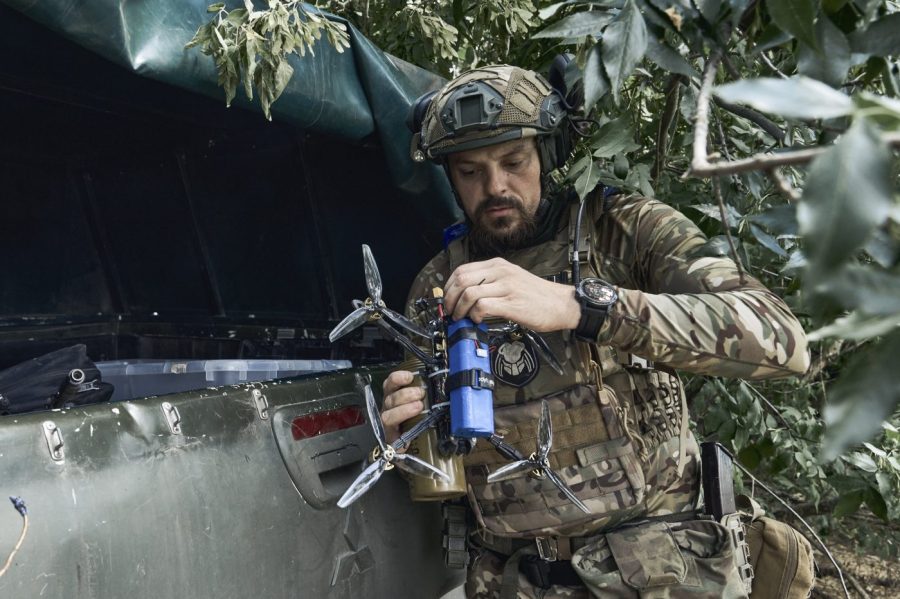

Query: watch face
left=580, top=279, right=617, bottom=306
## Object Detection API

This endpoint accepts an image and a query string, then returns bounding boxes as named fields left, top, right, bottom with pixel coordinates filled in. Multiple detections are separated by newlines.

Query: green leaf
left=726, top=0, right=753, bottom=25
left=694, top=0, right=724, bottom=24
left=751, top=22, right=794, bottom=53
left=533, top=10, right=616, bottom=38
left=833, top=489, right=865, bottom=517
left=626, top=162, right=654, bottom=197
left=767, top=0, right=820, bottom=52
left=845, top=451, right=878, bottom=472
left=714, top=76, right=853, bottom=119
left=738, top=445, right=762, bottom=469
left=574, top=157, right=603, bottom=200
left=854, top=92, right=900, bottom=130
left=813, top=264, right=900, bottom=316
left=207, top=2, right=226, bottom=13
left=798, top=119, right=893, bottom=274
left=808, top=311, right=900, bottom=341
left=750, top=204, right=798, bottom=236
left=584, top=43, right=611, bottom=110
left=797, top=16, right=850, bottom=88
left=750, top=223, right=788, bottom=257
left=272, top=58, right=294, bottom=100
left=823, top=330, right=900, bottom=459
left=822, top=0, right=848, bottom=12
left=690, top=202, right=743, bottom=225
left=848, top=13, right=900, bottom=58
left=602, top=0, right=648, bottom=104
left=865, top=487, right=889, bottom=521
left=689, top=235, right=732, bottom=258
left=225, top=7, right=249, bottom=25
left=591, top=116, right=640, bottom=157
left=539, top=0, right=624, bottom=20
left=645, top=35, right=697, bottom=78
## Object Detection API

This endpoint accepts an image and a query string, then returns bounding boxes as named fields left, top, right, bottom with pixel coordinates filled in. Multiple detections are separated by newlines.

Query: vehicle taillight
left=291, top=406, right=365, bottom=440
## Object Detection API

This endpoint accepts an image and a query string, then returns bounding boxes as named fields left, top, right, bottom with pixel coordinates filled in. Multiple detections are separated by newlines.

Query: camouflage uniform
left=404, top=188, right=808, bottom=599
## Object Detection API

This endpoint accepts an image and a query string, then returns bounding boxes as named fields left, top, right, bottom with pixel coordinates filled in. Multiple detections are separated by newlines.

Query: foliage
left=185, top=1, right=350, bottom=120
left=189, top=0, right=900, bottom=529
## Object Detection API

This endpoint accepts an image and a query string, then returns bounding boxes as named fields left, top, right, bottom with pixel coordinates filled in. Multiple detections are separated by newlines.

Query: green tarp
left=2, top=0, right=455, bottom=207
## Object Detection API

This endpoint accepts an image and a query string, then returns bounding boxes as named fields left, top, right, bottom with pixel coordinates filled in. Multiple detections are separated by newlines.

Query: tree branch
left=767, top=168, right=801, bottom=202
left=689, top=51, right=722, bottom=175
left=652, top=75, right=684, bottom=181
left=687, top=52, right=900, bottom=178
left=688, top=132, right=900, bottom=177
left=713, top=96, right=785, bottom=142
left=713, top=176, right=746, bottom=284
left=760, top=51, right=789, bottom=79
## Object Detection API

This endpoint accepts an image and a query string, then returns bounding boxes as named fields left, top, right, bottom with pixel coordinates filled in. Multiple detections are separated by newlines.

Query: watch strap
left=574, top=302, right=608, bottom=342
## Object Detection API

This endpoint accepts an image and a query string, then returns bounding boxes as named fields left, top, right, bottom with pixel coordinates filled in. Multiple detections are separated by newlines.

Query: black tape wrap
left=447, top=325, right=491, bottom=347
left=446, top=369, right=496, bottom=392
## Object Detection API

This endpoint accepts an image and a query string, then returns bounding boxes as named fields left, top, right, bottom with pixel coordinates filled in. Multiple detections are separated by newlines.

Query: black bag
left=0, top=344, right=114, bottom=415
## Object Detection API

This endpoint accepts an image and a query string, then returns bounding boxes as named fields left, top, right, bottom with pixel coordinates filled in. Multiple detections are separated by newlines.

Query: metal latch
left=251, top=389, right=269, bottom=420
left=43, top=420, right=64, bottom=462
left=161, top=402, right=182, bottom=435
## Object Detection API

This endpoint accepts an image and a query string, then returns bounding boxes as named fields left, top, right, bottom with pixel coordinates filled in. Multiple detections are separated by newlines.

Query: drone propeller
left=523, top=330, right=565, bottom=376
left=329, top=245, right=429, bottom=343
left=337, top=384, right=450, bottom=508
left=487, top=400, right=590, bottom=514
left=487, top=323, right=565, bottom=376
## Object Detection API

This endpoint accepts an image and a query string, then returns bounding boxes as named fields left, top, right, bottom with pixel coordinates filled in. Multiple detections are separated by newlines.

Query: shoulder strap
left=442, top=221, right=469, bottom=270
left=568, top=186, right=606, bottom=279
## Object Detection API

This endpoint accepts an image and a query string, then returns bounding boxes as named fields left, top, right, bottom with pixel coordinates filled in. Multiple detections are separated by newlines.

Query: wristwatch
left=574, top=278, right=618, bottom=341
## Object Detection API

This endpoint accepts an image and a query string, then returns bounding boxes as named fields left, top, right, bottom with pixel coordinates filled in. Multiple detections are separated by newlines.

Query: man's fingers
left=445, top=263, right=496, bottom=313
left=382, top=399, right=424, bottom=430
left=383, top=370, right=414, bottom=395
left=382, top=385, right=425, bottom=410
left=451, top=281, right=505, bottom=321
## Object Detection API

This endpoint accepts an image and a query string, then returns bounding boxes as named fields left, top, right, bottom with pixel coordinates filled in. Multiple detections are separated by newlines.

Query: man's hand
left=442, top=258, right=581, bottom=332
left=381, top=370, right=425, bottom=444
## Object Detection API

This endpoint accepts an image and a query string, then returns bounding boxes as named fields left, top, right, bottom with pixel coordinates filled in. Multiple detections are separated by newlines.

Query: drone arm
left=393, top=404, right=448, bottom=450
left=374, top=318, right=436, bottom=365
left=488, top=434, right=527, bottom=462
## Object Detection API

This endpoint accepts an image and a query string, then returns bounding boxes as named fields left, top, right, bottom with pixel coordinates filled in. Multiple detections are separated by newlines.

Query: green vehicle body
left=0, top=2, right=462, bottom=597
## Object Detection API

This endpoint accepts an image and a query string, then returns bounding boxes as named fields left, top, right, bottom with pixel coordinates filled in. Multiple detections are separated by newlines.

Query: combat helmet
left=408, top=58, right=579, bottom=176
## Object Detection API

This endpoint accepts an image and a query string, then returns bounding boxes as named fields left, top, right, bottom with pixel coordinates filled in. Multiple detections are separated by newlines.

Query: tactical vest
left=446, top=190, right=692, bottom=539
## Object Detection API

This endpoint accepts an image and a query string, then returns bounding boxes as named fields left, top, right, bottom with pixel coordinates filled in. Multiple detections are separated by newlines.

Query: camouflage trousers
left=465, top=435, right=703, bottom=599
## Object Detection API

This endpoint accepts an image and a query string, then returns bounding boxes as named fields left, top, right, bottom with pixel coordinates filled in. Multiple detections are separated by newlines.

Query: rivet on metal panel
left=42, top=420, right=64, bottom=462
left=161, top=402, right=183, bottom=435
left=251, top=389, right=269, bottom=420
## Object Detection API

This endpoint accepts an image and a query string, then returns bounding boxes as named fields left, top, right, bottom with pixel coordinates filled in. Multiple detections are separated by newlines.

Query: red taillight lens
left=291, top=406, right=365, bottom=440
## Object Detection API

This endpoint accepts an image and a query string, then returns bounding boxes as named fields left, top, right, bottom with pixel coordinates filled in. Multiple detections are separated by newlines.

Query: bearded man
left=381, top=63, right=809, bottom=599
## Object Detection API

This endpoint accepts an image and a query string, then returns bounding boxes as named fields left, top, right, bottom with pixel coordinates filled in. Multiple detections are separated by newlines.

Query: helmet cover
left=411, top=65, right=569, bottom=173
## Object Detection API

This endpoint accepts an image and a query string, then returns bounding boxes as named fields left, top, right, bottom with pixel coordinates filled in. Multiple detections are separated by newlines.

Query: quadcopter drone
left=330, top=245, right=589, bottom=514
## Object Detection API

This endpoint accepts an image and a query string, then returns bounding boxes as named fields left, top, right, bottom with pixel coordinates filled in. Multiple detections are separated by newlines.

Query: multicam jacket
left=403, top=189, right=809, bottom=539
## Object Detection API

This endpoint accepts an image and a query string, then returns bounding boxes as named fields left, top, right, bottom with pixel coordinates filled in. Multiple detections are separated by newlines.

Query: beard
left=468, top=195, right=538, bottom=258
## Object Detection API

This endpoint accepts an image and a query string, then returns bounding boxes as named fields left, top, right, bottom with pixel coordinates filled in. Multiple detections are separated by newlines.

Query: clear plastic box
left=97, top=359, right=352, bottom=402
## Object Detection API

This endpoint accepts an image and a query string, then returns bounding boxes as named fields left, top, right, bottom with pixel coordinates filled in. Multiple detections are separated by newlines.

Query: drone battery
left=447, top=319, right=494, bottom=438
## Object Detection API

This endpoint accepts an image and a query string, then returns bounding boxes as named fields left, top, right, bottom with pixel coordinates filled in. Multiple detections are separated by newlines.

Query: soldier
left=382, top=63, right=809, bottom=598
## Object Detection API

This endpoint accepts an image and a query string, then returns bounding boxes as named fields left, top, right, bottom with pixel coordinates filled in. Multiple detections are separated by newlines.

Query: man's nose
left=485, top=165, right=507, bottom=197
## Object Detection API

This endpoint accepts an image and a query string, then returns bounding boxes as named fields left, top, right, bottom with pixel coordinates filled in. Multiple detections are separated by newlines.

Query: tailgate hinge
left=251, top=389, right=269, bottom=420
left=42, top=420, right=64, bottom=462
left=161, top=402, right=183, bottom=435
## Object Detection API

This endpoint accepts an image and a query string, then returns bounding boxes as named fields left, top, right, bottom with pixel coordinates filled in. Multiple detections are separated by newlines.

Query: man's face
left=446, top=138, right=542, bottom=253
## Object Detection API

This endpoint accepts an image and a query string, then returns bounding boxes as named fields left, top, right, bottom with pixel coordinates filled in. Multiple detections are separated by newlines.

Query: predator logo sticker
left=491, top=339, right=539, bottom=387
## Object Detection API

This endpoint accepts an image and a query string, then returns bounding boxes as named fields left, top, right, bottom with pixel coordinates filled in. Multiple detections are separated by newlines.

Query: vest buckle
left=535, top=536, right=558, bottom=561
